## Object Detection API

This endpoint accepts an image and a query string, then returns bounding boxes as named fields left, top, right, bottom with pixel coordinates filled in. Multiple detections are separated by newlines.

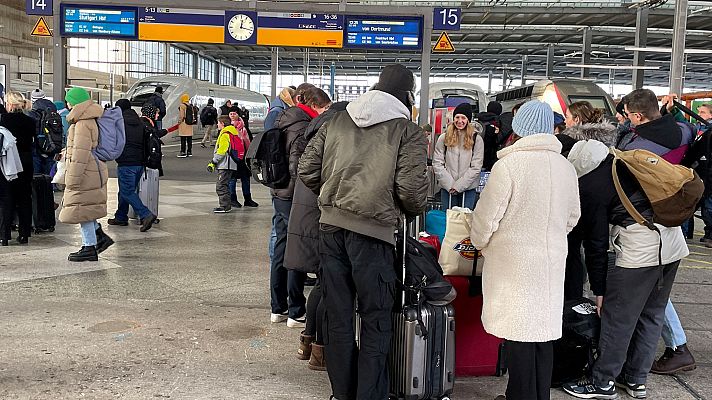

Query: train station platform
left=1, top=141, right=711, bottom=400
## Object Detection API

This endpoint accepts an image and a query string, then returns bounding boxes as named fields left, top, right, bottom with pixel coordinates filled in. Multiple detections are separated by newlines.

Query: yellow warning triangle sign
left=31, top=17, right=52, bottom=37
left=433, top=32, right=455, bottom=53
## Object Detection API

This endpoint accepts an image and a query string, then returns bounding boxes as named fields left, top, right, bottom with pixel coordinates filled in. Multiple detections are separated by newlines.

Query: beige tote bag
left=438, top=207, right=483, bottom=276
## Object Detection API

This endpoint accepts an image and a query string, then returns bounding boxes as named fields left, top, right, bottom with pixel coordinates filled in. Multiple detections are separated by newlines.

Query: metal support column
left=163, top=43, right=171, bottom=73
left=246, top=73, right=251, bottom=90
left=303, top=48, right=309, bottom=82
left=418, top=10, right=432, bottom=125
left=520, top=55, right=527, bottom=86
left=632, top=7, right=649, bottom=89
left=214, top=63, right=221, bottom=85
left=669, top=0, right=688, bottom=95
left=502, top=68, right=507, bottom=90
left=581, top=27, right=592, bottom=79
left=487, top=70, right=493, bottom=94
left=329, top=62, right=335, bottom=100
left=546, top=45, right=555, bottom=78
left=39, top=48, right=45, bottom=90
left=52, top=0, right=67, bottom=102
left=192, top=52, right=199, bottom=79
left=270, top=47, right=278, bottom=100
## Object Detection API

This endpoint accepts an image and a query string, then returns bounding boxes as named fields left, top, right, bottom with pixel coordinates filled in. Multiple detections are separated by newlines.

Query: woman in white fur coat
left=471, top=100, right=581, bottom=400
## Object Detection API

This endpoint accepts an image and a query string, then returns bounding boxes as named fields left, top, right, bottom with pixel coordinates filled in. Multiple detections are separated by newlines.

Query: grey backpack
left=94, top=106, right=126, bottom=161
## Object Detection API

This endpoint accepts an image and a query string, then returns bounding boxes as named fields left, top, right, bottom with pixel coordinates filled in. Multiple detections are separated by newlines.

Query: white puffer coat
left=470, top=134, right=581, bottom=342
left=432, top=127, right=485, bottom=193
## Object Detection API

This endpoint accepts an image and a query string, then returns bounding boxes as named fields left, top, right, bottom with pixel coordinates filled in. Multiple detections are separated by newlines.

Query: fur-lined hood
left=560, top=122, right=617, bottom=147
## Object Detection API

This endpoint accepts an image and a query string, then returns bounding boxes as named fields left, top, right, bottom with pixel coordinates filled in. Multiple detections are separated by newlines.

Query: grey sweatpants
left=592, top=261, right=679, bottom=386
left=216, top=170, right=234, bottom=208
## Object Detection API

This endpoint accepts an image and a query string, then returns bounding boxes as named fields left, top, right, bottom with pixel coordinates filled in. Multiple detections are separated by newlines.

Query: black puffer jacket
left=116, top=109, right=146, bottom=167
left=285, top=102, right=348, bottom=273
left=272, top=105, right=312, bottom=200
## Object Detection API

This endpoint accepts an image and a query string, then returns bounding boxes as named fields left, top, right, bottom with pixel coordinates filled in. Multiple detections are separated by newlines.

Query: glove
left=207, top=162, right=215, bottom=173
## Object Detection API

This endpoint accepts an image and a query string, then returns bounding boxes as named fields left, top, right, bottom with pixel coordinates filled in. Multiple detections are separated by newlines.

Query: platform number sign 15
left=433, top=8, right=461, bottom=31
left=26, top=0, right=53, bottom=16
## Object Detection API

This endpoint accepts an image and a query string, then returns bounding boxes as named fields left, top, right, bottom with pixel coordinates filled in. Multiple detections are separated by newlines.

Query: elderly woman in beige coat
left=177, top=93, right=194, bottom=158
left=432, top=102, right=484, bottom=209
left=59, top=87, right=114, bottom=262
left=471, top=100, right=581, bottom=400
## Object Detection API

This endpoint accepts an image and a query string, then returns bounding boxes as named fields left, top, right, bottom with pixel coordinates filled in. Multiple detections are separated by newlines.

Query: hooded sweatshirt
left=624, top=114, right=694, bottom=164
left=298, top=90, right=428, bottom=245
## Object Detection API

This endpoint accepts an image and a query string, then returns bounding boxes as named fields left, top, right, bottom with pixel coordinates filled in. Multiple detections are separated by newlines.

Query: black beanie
left=229, top=105, right=240, bottom=113
left=374, top=64, right=415, bottom=108
left=208, top=98, right=214, bottom=105
left=487, top=101, right=503, bottom=116
left=155, top=86, right=163, bottom=94
left=115, top=99, right=131, bottom=111
left=453, top=103, right=473, bottom=122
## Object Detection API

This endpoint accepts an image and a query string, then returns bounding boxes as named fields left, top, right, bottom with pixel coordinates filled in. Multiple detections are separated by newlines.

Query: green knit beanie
left=65, top=87, right=91, bottom=106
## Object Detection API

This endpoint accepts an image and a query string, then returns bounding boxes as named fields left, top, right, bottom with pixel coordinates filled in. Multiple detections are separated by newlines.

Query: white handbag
left=438, top=206, right=484, bottom=276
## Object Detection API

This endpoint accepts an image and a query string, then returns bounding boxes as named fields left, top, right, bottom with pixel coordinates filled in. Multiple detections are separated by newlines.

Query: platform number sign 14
left=26, top=0, right=53, bottom=16
left=433, top=8, right=461, bottom=31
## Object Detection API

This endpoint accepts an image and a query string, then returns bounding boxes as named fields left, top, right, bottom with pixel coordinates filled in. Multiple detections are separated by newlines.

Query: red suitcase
left=444, top=276, right=506, bottom=377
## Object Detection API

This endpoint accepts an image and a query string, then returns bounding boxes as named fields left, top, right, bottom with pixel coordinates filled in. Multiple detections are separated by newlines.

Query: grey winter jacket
left=298, top=90, right=428, bottom=245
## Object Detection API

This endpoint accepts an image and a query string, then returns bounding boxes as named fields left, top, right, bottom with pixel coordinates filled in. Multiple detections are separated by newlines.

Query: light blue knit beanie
left=512, top=100, right=555, bottom=137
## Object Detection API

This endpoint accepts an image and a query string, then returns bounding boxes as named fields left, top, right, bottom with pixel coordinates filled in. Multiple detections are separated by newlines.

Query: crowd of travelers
left=1, top=63, right=710, bottom=399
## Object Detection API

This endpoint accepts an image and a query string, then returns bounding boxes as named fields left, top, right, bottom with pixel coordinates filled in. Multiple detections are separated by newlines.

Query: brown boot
left=297, top=332, right=314, bottom=360
left=308, top=343, right=327, bottom=371
left=651, top=344, right=696, bottom=375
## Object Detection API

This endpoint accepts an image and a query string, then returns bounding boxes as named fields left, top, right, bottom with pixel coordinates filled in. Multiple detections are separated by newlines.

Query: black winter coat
left=284, top=106, right=345, bottom=273
left=146, top=94, right=166, bottom=121
left=272, top=106, right=312, bottom=200
left=140, top=116, right=170, bottom=176
left=0, top=111, right=36, bottom=174
left=682, top=127, right=712, bottom=195
left=116, top=109, right=146, bottom=167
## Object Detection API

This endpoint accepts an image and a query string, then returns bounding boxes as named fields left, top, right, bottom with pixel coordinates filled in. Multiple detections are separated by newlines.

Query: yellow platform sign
left=433, top=31, right=455, bottom=53
left=31, top=17, right=52, bottom=37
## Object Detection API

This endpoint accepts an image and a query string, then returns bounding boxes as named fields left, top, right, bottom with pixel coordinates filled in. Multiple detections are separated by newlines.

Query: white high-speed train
left=125, top=76, right=269, bottom=133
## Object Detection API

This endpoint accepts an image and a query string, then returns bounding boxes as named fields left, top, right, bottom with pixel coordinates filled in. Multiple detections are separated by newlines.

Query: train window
left=128, top=82, right=170, bottom=106
left=568, top=96, right=613, bottom=116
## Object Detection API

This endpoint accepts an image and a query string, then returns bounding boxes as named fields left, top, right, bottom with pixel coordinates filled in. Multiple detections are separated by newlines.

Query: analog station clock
left=227, top=13, right=255, bottom=41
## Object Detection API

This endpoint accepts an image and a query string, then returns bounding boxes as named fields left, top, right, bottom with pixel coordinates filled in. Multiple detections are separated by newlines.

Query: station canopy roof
left=180, top=0, right=712, bottom=90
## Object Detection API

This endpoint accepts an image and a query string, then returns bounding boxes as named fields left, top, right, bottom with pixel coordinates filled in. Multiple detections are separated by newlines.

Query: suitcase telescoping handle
left=673, top=100, right=712, bottom=129
left=447, top=192, right=465, bottom=209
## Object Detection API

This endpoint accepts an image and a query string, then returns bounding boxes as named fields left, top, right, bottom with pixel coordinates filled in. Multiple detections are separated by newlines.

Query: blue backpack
left=94, top=107, right=126, bottom=161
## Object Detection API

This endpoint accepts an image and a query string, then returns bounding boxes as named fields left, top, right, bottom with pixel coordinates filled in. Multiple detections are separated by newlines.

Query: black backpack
left=245, top=128, right=291, bottom=189
left=200, top=106, right=217, bottom=126
left=143, top=125, right=163, bottom=171
left=395, top=234, right=456, bottom=307
left=36, top=108, right=64, bottom=155
left=184, top=104, right=199, bottom=126
left=551, top=298, right=600, bottom=388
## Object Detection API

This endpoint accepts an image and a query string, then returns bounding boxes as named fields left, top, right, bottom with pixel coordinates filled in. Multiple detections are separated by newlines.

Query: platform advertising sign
left=344, top=15, right=423, bottom=51
left=256, top=13, right=344, bottom=48
left=138, top=7, right=225, bottom=44
left=61, top=4, right=138, bottom=39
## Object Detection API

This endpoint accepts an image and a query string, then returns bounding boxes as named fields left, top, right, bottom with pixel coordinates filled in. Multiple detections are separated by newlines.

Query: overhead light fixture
left=625, top=46, right=712, bottom=54
left=566, top=63, right=660, bottom=70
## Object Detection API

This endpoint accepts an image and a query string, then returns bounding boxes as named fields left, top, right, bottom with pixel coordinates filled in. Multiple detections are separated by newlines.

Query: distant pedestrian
left=177, top=93, right=194, bottom=158
left=220, top=100, right=232, bottom=116
left=200, top=98, right=218, bottom=148
left=145, top=86, right=166, bottom=129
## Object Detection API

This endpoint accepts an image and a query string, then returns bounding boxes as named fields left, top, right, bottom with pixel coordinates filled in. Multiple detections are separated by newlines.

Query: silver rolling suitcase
left=388, top=220, right=456, bottom=400
left=129, top=168, right=160, bottom=223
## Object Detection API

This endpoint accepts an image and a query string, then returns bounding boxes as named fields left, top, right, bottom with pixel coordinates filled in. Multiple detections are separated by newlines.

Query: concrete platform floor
left=1, top=141, right=710, bottom=399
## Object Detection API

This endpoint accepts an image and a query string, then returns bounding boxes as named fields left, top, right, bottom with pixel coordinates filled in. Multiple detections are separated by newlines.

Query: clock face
left=228, top=14, right=255, bottom=41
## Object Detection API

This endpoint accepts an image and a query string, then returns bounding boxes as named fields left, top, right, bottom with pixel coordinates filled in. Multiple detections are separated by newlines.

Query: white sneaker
left=270, top=312, right=288, bottom=323
left=287, top=317, right=306, bottom=328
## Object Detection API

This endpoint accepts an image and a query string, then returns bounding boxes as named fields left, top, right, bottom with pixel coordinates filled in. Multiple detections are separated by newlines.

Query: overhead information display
left=139, top=7, right=225, bottom=44
left=257, top=13, right=344, bottom=48
left=344, top=15, right=423, bottom=50
left=61, top=5, right=138, bottom=39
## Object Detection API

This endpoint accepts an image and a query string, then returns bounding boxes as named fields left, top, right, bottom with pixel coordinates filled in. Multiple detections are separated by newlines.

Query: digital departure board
left=61, top=5, right=138, bottom=39
left=139, top=7, right=226, bottom=44
left=344, top=15, right=423, bottom=50
left=257, top=13, right=344, bottom=48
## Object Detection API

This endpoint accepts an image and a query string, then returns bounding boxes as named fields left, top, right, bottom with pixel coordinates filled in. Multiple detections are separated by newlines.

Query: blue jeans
left=662, top=300, right=688, bottom=349
left=115, top=166, right=151, bottom=221
left=440, top=188, right=479, bottom=210
left=271, top=197, right=306, bottom=318
left=269, top=214, right=277, bottom=262
left=229, top=176, right=252, bottom=202
left=32, top=150, right=55, bottom=176
left=80, top=220, right=99, bottom=246
left=701, top=194, right=712, bottom=238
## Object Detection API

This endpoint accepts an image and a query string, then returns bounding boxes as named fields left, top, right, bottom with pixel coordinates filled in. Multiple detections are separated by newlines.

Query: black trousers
left=505, top=340, right=554, bottom=400
left=180, top=136, right=192, bottom=154
left=564, top=236, right=585, bottom=301
left=305, top=276, right=326, bottom=345
left=0, top=169, right=33, bottom=240
left=592, top=261, right=679, bottom=386
left=270, top=197, right=307, bottom=318
left=320, top=228, right=396, bottom=400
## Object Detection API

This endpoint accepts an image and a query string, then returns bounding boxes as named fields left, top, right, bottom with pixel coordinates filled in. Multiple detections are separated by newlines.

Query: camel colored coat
left=178, top=103, right=194, bottom=137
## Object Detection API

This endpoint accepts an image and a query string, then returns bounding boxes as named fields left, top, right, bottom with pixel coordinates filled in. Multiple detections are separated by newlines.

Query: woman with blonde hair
left=177, top=93, right=194, bottom=158
left=0, top=91, right=36, bottom=245
left=432, top=103, right=485, bottom=209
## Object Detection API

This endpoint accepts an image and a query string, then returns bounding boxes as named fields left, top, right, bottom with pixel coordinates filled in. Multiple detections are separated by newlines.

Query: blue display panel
left=61, top=4, right=138, bottom=39
left=344, top=15, right=423, bottom=50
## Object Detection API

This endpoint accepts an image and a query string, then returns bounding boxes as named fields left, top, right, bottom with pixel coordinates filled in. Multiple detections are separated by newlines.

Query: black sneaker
left=213, top=206, right=232, bottom=214
left=140, top=214, right=157, bottom=232
left=231, top=200, right=242, bottom=208
left=615, top=376, right=646, bottom=399
left=107, top=218, right=128, bottom=226
left=177, top=153, right=187, bottom=158
left=562, top=377, right=619, bottom=399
